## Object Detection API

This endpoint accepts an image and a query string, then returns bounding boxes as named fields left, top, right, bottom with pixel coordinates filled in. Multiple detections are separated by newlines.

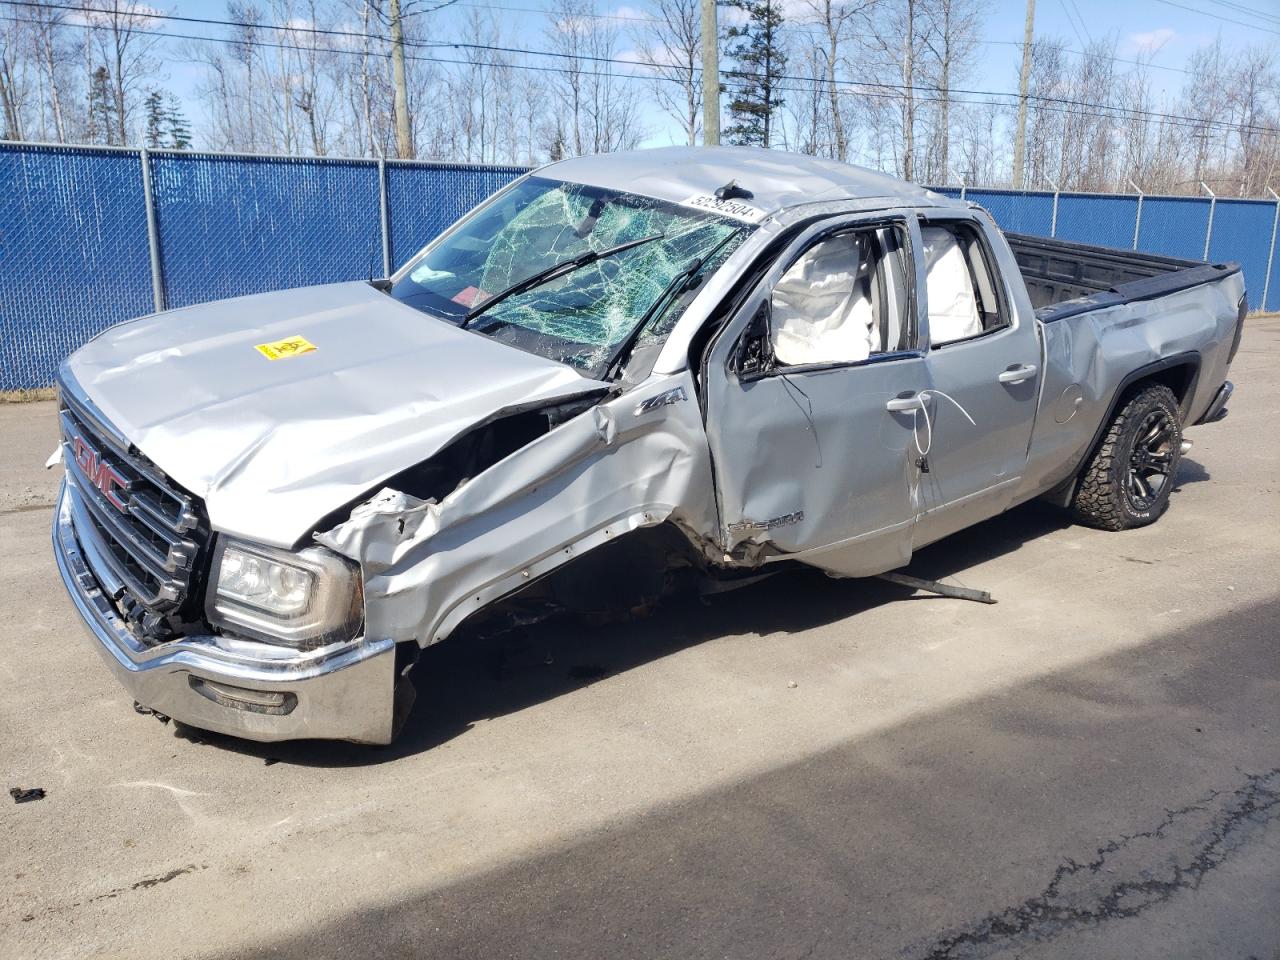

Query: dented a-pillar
left=315, top=370, right=720, bottom=649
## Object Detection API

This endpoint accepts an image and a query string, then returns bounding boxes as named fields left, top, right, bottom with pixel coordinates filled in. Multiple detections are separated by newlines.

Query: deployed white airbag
left=770, top=236, right=877, bottom=365
left=921, top=227, right=982, bottom=345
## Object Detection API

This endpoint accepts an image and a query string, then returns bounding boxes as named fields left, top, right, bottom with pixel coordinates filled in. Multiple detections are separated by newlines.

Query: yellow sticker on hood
left=255, top=335, right=317, bottom=360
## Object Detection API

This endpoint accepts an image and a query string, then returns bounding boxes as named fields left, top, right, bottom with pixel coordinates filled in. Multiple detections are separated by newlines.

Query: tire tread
left=1070, top=384, right=1181, bottom=531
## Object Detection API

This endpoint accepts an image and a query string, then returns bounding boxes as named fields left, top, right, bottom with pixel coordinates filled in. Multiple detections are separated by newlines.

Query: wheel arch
left=1084, top=352, right=1200, bottom=468
left=1043, top=352, right=1199, bottom=508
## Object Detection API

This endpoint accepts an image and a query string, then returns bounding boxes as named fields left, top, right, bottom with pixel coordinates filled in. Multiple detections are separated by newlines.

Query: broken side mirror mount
left=734, top=300, right=774, bottom=381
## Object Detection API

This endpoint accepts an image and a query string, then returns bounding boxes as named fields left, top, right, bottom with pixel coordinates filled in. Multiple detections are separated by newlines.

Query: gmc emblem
left=72, top=435, right=129, bottom=512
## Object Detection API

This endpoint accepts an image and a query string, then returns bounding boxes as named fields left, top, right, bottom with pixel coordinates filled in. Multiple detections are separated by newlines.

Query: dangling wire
left=779, top=371, right=823, bottom=469
left=909, top=389, right=977, bottom=518
left=910, top=389, right=976, bottom=458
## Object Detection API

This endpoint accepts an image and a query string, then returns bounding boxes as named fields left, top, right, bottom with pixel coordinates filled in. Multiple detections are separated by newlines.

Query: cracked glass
left=389, top=176, right=751, bottom=378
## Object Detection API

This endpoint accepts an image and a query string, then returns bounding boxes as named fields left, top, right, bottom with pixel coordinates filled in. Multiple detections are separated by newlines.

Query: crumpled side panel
left=317, top=372, right=718, bottom=647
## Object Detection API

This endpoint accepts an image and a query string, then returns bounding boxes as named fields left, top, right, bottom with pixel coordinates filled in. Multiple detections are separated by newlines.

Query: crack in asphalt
left=19, top=863, right=207, bottom=923
left=912, top=769, right=1280, bottom=960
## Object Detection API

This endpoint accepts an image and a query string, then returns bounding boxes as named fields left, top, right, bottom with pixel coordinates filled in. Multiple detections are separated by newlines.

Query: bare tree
left=634, top=0, right=701, bottom=145
left=439, top=9, right=519, bottom=163
left=899, top=0, right=916, bottom=180
left=916, top=0, right=984, bottom=182
left=795, top=0, right=878, bottom=161
left=516, top=68, right=549, bottom=164
left=1022, top=35, right=1063, bottom=188
left=781, top=44, right=828, bottom=154
left=860, top=0, right=928, bottom=179
left=21, top=0, right=78, bottom=141
left=0, top=18, right=28, bottom=140
left=80, top=0, right=162, bottom=144
left=1228, top=44, right=1279, bottom=196
left=546, top=0, right=643, bottom=156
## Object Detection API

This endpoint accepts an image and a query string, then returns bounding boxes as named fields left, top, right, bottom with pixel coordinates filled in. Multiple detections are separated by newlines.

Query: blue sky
left=158, top=0, right=1273, bottom=148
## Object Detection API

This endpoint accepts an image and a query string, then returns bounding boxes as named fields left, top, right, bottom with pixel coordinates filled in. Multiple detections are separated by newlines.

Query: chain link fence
left=150, top=152, right=385, bottom=310
left=964, top=189, right=1056, bottom=238
left=4, top=141, right=1279, bottom=391
left=1054, top=193, right=1141, bottom=249
left=1, top=144, right=156, bottom=391
left=386, top=161, right=527, bottom=271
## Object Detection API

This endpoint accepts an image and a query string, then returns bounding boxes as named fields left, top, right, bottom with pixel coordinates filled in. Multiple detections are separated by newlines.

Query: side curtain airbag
left=921, top=227, right=982, bottom=345
left=770, top=236, right=876, bottom=365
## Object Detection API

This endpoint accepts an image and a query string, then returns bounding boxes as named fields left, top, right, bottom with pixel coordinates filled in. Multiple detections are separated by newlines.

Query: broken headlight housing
left=206, top=539, right=363, bottom=650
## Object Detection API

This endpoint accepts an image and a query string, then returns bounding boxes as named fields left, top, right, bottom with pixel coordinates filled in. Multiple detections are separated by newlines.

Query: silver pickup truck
left=52, top=147, right=1244, bottom=744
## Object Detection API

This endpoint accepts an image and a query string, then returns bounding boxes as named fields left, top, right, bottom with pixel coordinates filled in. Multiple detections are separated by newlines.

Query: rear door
left=911, top=214, right=1042, bottom=547
left=699, top=212, right=932, bottom=578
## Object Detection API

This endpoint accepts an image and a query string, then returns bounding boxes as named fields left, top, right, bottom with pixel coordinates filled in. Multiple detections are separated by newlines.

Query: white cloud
left=609, top=6, right=651, bottom=23
left=552, top=14, right=593, bottom=34
left=1126, top=27, right=1177, bottom=55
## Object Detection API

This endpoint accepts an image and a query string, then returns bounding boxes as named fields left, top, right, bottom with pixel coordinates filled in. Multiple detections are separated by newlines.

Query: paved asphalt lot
left=2, top=318, right=1278, bottom=960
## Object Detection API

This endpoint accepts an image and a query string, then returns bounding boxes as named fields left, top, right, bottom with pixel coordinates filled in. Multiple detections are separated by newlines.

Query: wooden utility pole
left=902, top=0, right=915, bottom=182
left=1012, top=0, right=1035, bottom=189
left=390, top=0, right=414, bottom=158
left=700, top=0, right=720, bottom=145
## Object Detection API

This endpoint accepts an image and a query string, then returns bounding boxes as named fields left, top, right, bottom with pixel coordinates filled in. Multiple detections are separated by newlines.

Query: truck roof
left=538, top=146, right=956, bottom=217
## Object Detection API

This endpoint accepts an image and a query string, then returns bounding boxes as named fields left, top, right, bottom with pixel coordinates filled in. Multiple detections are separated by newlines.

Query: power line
left=1057, top=0, right=1090, bottom=49
left=0, top=0, right=1194, bottom=114
left=1150, top=0, right=1280, bottom=35
left=974, top=38, right=1190, bottom=75
left=434, top=38, right=1270, bottom=134
left=0, top=0, right=1207, bottom=80
left=455, top=0, right=661, bottom=23
left=468, top=0, right=1196, bottom=75
left=1202, top=0, right=1280, bottom=26
left=1067, top=0, right=1093, bottom=43
left=1, top=0, right=1275, bottom=137
left=0, top=0, right=1209, bottom=96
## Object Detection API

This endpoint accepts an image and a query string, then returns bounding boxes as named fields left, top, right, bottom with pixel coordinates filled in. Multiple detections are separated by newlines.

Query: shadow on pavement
left=187, top=499, right=1074, bottom=766
left=206, top=595, right=1280, bottom=960
left=1173, top=456, right=1211, bottom=489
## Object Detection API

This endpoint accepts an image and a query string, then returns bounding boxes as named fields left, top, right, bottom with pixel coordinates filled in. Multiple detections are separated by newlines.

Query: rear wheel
left=1071, top=384, right=1183, bottom=531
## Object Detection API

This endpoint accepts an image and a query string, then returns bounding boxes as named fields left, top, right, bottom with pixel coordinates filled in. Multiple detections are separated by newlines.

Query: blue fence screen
left=1, top=144, right=155, bottom=391
left=3, top=142, right=1278, bottom=390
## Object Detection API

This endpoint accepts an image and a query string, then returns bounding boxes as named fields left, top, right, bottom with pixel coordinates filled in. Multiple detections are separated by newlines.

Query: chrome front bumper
left=53, top=484, right=400, bottom=744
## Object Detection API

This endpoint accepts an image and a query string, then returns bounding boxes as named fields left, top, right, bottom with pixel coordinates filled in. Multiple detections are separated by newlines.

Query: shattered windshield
left=388, top=176, right=751, bottom=378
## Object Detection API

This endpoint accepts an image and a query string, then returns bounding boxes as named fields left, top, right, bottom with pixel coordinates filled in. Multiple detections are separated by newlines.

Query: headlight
left=206, top=539, right=363, bottom=650
left=217, top=546, right=313, bottom=616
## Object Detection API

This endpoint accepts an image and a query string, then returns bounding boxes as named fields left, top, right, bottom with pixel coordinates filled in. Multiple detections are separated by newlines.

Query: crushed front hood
left=64, top=281, right=604, bottom=546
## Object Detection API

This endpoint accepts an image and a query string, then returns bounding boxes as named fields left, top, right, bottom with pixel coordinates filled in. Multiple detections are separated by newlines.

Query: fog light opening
left=189, top=676, right=298, bottom=716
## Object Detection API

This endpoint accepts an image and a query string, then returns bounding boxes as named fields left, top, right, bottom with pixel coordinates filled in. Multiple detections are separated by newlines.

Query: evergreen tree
left=164, top=94, right=192, bottom=150
left=546, top=124, right=567, bottom=162
left=87, top=67, right=117, bottom=146
left=144, top=89, right=165, bottom=148
left=720, top=0, right=787, bottom=148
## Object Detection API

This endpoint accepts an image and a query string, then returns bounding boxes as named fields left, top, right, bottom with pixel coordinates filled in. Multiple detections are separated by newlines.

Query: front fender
left=317, top=371, right=718, bottom=647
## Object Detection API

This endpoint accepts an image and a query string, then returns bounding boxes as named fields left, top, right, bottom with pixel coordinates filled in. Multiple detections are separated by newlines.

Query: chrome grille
left=58, top=375, right=209, bottom=630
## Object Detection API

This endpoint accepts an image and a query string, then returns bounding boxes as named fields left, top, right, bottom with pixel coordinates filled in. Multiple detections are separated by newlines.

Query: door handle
left=997, top=363, right=1038, bottom=384
left=885, top=394, right=922, bottom=413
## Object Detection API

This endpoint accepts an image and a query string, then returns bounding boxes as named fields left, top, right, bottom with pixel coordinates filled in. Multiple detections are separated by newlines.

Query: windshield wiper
left=463, top=233, right=665, bottom=326
left=602, top=231, right=740, bottom=379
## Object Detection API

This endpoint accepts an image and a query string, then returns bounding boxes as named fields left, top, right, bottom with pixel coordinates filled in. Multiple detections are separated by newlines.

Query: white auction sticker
left=680, top=193, right=768, bottom=224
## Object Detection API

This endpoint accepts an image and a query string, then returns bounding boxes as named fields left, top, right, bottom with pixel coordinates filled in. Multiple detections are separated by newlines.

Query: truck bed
left=1005, top=233, right=1238, bottom=322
